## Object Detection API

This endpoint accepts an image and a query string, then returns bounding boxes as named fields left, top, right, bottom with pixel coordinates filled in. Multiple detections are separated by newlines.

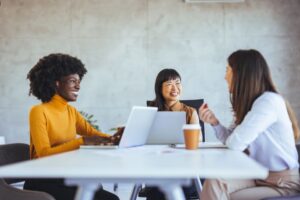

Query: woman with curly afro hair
left=24, top=53, right=120, bottom=200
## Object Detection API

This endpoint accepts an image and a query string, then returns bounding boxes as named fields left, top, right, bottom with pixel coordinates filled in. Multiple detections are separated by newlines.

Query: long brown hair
left=228, top=49, right=299, bottom=140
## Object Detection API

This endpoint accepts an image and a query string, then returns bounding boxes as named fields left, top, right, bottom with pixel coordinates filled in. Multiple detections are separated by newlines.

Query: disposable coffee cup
left=182, top=124, right=201, bottom=150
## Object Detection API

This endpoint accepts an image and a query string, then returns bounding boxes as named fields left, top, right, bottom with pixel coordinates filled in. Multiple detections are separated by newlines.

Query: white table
left=0, top=145, right=268, bottom=200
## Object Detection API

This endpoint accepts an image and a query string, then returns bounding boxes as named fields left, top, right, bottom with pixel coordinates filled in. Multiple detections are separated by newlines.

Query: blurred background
left=0, top=0, right=299, bottom=143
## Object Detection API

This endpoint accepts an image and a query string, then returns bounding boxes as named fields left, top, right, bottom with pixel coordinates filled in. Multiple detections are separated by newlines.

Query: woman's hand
left=109, top=127, right=125, bottom=145
left=83, top=127, right=124, bottom=145
left=82, top=135, right=114, bottom=145
left=199, top=103, right=219, bottom=126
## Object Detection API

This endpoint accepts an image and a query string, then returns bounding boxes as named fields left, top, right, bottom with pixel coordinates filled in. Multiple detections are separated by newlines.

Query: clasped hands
left=83, top=127, right=125, bottom=145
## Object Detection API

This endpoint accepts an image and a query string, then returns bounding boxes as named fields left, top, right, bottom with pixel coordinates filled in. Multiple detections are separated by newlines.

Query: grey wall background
left=0, top=0, right=299, bottom=143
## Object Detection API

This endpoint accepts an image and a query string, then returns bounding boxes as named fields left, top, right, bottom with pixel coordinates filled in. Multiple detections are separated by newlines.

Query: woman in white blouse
left=199, top=49, right=300, bottom=199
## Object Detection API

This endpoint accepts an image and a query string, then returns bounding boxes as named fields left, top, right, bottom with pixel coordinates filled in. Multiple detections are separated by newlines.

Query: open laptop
left=80, top=106, right=158, bottom=149
left=147, top=111, right=186, bottom=144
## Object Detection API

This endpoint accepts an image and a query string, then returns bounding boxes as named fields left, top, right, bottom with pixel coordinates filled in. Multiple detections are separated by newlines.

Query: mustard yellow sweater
left=29, top=94, right=109, bottom=159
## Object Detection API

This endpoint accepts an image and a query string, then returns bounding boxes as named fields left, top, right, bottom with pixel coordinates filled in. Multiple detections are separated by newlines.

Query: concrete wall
left=0, top=0, right=299, bottom=143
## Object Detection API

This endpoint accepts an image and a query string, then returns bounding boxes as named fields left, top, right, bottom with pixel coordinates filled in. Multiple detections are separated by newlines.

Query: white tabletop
left=0, top=145, right=268, bottom=180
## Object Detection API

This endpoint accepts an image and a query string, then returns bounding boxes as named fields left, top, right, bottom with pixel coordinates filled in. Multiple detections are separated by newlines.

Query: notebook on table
left=80, top=106, right=158, bottom=149
left=147, top=111, right=186, bottom=144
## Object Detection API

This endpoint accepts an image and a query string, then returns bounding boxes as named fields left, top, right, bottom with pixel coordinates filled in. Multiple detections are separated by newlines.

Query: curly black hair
left=27, top=53, right=87, bottom=102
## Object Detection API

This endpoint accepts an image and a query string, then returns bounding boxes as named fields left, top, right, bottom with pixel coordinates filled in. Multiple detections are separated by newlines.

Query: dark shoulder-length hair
left=150, top=68, right=181, bottom=111
left=27, top=53, right=87, bottom=103
left=228, top=49, right=299, bottom=140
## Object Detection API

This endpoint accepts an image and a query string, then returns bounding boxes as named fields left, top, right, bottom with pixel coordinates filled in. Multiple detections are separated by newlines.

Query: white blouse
left=213, top=92, right=299, bottom=171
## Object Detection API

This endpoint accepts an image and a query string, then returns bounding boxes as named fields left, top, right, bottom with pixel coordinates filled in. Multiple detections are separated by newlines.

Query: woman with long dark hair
left=199, top=49, right=300, bottom=199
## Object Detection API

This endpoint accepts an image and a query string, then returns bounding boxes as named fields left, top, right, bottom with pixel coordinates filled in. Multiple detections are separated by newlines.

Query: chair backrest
left=0, top=143, right=56, bottom=200
left=180, top=99, right=205, bottom=142
left=0, top=143, right=30, bottom=184
left=147, top=99, right=205, bottom=142
left=296, top=144, right=300, bottom=172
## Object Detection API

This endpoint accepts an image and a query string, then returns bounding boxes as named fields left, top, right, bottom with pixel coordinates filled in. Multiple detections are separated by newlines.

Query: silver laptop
left=81, top=106, right=158, bottom=149
left=147, top=111, right=186, bottom=144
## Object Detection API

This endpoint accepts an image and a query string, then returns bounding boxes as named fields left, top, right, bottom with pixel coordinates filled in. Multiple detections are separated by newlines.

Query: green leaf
left=79, top=110, right=101, bottom=131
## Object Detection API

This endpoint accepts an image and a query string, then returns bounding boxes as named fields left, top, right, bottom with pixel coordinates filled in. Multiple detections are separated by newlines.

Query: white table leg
left=130, top=184, right=143, bottom=200
left=65, top=179, right=100, bottom=200
left=66, top=178, right=190, bottom=200
left=159, top=183, right=186, bottom=200
left=74, top=184, right=99, bottom=200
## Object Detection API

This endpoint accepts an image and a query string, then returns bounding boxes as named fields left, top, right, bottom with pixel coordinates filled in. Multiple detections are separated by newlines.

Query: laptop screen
left=147, top=112, right=186, bottom=144
left=119, top=106, right=158, bottom=148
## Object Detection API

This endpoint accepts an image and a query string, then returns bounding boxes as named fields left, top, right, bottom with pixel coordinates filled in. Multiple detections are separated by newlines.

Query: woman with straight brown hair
left=199, top=49, right=300, bottom=199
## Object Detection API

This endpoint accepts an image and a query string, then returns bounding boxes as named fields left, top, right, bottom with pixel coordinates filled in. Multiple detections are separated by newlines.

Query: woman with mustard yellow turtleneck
left=24, top=53, right=120, bottom=200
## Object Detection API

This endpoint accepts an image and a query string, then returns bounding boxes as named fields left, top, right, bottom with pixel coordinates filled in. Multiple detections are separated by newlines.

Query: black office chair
left=147, top=99, right=205, bottom=142
left=179, top=99, right=205, bottom=198
left=180, top=99, right=205, bottom=142
left=0, top=143, right=55, bottom=200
